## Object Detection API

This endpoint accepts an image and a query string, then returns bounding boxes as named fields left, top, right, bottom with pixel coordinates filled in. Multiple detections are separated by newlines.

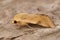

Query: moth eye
left=14, top=20, right=17, bottom=24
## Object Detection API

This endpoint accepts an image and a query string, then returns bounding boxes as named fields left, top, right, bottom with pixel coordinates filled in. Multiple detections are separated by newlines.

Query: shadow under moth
left=11, top=13, right=55, bottom=28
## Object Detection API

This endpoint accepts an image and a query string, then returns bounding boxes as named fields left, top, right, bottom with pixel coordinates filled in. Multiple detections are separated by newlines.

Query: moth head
left=13, top=20, right=17, bottom=24
left=10, top=19, right=18, bottom=24
left=10, top=19, right=27, bottom=26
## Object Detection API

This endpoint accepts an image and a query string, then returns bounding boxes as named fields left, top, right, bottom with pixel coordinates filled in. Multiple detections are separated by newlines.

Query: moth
left=11, top=13, right=55, bottom=28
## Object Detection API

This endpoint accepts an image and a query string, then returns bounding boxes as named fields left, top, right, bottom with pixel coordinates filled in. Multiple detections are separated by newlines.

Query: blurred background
left=0, top=0, right=60, bottom=40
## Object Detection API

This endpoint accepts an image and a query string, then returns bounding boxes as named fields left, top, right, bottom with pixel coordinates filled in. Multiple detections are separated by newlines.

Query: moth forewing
left=38, top=14, right=55, bottom=28
left=43, top=15, right=55, bottom=28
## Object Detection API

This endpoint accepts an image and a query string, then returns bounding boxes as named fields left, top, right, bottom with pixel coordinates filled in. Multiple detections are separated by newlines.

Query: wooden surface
left=0, top=0, right=60, bottom=40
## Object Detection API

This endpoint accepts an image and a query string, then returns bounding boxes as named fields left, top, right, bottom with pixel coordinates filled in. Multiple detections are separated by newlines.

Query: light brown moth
left=11, top=13, right=55, bottom=28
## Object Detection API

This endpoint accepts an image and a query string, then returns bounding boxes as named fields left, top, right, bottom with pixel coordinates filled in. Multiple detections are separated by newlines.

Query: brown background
left=0, top=0, right=60, bottom=40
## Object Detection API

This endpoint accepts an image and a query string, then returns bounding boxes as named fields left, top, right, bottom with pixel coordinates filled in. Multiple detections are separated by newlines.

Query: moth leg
left=26, top=24, right=36, bottom=31
left=26, top=24, right=33, bottom=28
